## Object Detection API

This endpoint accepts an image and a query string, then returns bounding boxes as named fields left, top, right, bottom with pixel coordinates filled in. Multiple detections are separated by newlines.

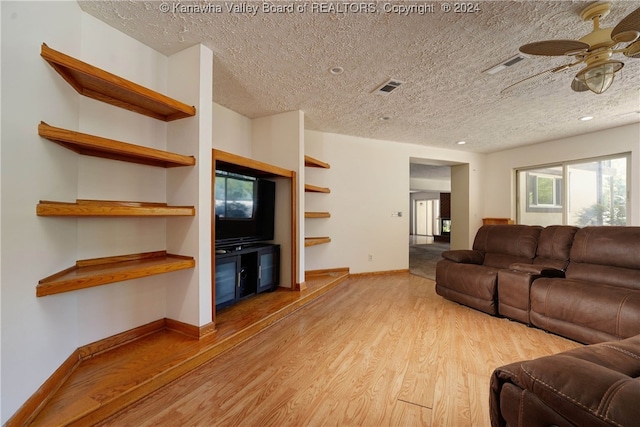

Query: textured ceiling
left=79, top=0, right=640, bottom=157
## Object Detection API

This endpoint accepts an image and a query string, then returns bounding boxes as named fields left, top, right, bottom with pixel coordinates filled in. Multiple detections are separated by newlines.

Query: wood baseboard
left=305, top=267, right=350, bottom=277
left=79, top=319, right=166, bottom=360
left=165, top=318, right=216, bottom=339
left=349, top=269, right=410, bottom=278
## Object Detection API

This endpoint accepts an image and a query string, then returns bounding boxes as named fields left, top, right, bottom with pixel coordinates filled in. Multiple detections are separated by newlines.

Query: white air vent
left=484, top=54, right=529, bottom=75
left=373, top=79, right=404, bottom=96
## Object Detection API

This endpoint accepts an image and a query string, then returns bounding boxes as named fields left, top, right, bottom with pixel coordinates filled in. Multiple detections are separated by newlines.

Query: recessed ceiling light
left=329, top=66, right=344, bottom=75
left=379, top=115, right=392, bottom=121
left=457, top=140, right=467, bottom=145
left=579, top=116, right=594, bottom=121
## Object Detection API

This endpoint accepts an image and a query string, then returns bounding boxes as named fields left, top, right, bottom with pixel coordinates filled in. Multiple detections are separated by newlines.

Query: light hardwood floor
left=100, top=274, right=580, bottom=426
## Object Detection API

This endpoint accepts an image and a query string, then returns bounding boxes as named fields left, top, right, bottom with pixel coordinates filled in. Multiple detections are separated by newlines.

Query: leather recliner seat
left=529, top=226, right=640, bottom=344
left=435, top=225, right=542, bottom=315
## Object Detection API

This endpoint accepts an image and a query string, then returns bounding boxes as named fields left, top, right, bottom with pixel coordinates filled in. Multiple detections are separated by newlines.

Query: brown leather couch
left=436, top=224, right=640, bottom=344
left=490, top=334, right=640, bottom=427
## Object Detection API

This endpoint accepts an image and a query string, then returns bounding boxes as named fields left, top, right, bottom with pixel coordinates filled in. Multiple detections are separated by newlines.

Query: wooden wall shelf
left=37, top=200, right=195, bottom=217
left=305, top=237, right=331, bottom=247
left=39, top=122, right=196, bottom=168
left=304, top=155, right=330, bottom=169
left=41, top=44, right=196, bottom=121
left=305, top=212, right=331, bottom=219
left=305, top=184, right=330, bottom=194
left=213, top=149, right=294, bottom=179
left=37, top=251, right=195, bottom=297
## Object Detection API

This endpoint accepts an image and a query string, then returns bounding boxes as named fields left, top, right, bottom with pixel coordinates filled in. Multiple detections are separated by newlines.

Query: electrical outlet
left=368, top=254, right=373, bottom=261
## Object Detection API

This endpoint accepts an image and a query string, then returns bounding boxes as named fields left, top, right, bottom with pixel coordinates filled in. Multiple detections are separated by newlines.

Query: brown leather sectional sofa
left=435, top=224, right=640, bottom=344
left=435, top=224, right=640, bottom=427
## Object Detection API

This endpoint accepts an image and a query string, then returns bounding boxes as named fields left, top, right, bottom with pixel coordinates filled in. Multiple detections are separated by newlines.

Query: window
left=215, top=171, right=256, bottom=219
left=525, top=167, right=563, bottom=211
left=517, top=154, right=629, bottom=227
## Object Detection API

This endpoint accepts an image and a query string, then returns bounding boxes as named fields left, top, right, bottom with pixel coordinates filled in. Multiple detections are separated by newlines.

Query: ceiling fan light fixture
left=575, top=60, right=624, bottom=94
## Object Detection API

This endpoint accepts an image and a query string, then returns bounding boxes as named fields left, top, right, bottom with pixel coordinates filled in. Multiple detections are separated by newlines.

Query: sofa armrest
left=491, top=336, right=640, bottom=427
left=441, top=250, right=484, bottom=265
left=508, top=263, right=565, bottom=277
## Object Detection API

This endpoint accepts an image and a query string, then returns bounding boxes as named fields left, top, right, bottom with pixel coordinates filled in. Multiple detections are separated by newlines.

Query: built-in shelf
left=305, top=184, right=331, bottom=193
left=305, top=212, right=331, bottom=219
left=304, top=155, right=330, bottom=169
left=41, top=43, right=196, bottom=121
left=37, top=200, right=195, bottom=217
left=305, top=237, right=331, bottom=247
left=37, top=251, right=195, bottom=297
left=38, top=122, right=196, bottom=168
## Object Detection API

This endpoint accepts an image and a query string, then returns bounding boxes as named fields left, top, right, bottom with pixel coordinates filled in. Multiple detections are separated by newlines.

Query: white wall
left=485, top=124, right=640, bottom=226
left=212, top=103, right=253, bottom=155
left=1, top=1, right=82, bottom=421
left=166, top=44, right=214, bottom=327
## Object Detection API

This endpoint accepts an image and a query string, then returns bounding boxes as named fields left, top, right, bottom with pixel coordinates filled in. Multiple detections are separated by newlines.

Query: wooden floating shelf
left=41, top=43, right=196, bottom=121
left=37, top=251, right=195, bottom=297
left=305, top=184, right=330, bottom=194
left=305, top=211, right=331, bottom=219
left=213, top=149, right=294, bottom=179
left=39, top=122, right=196, bottom=168
left=305, top=237, right=331, bottom=247
left=37, top=200, right=195, bottom=217
left=304, top=155, right=330, bottom=169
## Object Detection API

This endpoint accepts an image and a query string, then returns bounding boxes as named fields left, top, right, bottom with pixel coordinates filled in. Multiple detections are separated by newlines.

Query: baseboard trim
left=305, top=267, right=350, bottom=277
left=349, top=269, right=410, bottom=278
left=79, top=319, right=166, bottom=360
left=165, top=318, right=216, bottom=339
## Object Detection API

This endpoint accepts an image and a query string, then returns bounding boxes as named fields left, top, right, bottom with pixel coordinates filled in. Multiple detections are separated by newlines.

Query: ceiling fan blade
left=612, top=6, right=640, bottom=43
left=501, top=63, right=577, bottom=95
left=519, top=40, right=590, bottom=56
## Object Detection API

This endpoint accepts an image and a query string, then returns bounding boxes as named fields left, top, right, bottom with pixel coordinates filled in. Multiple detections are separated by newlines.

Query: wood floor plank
left=98, top=274, right=581, bottom=427
left=391, top=400, right=433, bottom=427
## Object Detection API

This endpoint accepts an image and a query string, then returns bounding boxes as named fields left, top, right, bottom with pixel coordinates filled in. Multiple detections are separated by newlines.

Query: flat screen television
left=214, top=170, right=276, bottom=247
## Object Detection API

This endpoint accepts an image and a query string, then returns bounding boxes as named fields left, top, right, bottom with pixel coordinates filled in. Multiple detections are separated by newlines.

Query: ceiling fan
left=502, top=2, right=640, bottom=95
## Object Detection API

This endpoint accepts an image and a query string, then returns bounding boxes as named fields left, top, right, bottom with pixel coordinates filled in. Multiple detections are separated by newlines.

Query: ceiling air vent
left=483, top=54, right=529, bottom=75
left=373, top=79, right=404, bottom=96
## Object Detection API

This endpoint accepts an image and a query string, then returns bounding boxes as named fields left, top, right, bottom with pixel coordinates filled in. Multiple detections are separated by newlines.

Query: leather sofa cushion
left=565, top=227, right=640, bottom=292
left=531, top=278, right=640, bottom=343
left=566, top=262, right=640, bottom=291
left=435, top=260, right=499, bottom=315
left=472, top=225, right=542, bottom=269
left=570, top=226, right=640, bottom=270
